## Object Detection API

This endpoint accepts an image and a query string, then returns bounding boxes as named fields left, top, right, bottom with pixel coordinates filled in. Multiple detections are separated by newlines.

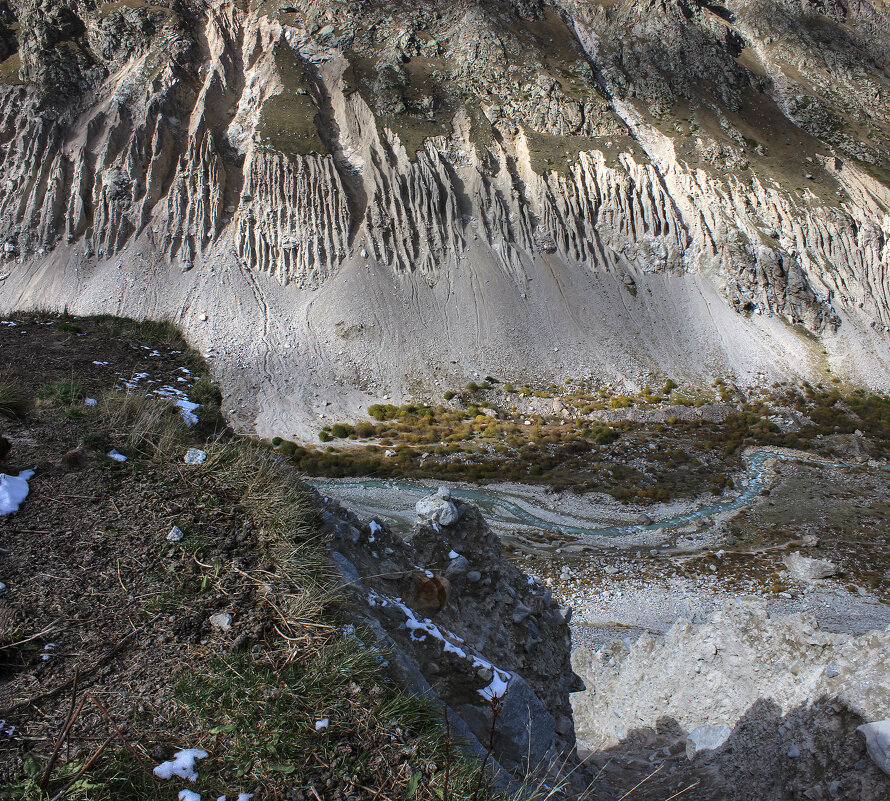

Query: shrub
left=0, top=382, right=28, bottom=419
left=331, top=423, right=353, bottom=438
left=190, top=377, right=222, bottom=406
left=36, top=379, right=85, bottom=406
left=271, top=436, right=283, bottom=447
left=368, top=403, right=399, bottom=421
left=465, top=381, right=479, bottom=393
left=279, top=440, right=296, bottom=457
left=319, top=430, right=333, bottom=442
left=443, top=390, right=455, bottom=400
left=663, top=379, right=678, bottom=394
left=55, top=321, right=83, bottom=334
left=353, top=421, right=375, bottom=437
left=504, top=383, right=515, bottom=393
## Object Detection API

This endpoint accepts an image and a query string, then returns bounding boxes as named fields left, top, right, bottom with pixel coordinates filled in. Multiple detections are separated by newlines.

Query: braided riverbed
left=309, top=448, right=886, bottom=543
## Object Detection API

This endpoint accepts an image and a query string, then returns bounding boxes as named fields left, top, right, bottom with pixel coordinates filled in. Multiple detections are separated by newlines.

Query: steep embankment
left=0, top=313, right=580, bottom=798
left=0, top=0, right=888, bottom=438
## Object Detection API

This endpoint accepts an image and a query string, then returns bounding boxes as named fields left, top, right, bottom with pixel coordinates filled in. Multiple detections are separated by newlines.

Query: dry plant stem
left=0, top=618, right=158, bottom=717
left=615, top=764, right=663, bottom=801
left=0, top=619, right=63, bottom=651
left=662, top=780, right=701, bottom=800
left=472, top=695, right=503, bottom=800
left=83, top=691, right=146, bottom=764
left=39, top=691, right=85, bottom=792
left=444, top=706, right=452, bottom=801
left=47, top=732, right=116, bottom=801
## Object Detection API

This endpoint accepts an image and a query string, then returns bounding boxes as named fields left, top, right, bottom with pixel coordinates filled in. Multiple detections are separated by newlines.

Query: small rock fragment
left=167, top=526, right=185, bottom=542
left=184, top=448, right=207, bottom=465
left=512, top=602, right=532, bottom=623
left=685, top=724, right=732, bottom=758
left=209, top=612, right=233, bottom=631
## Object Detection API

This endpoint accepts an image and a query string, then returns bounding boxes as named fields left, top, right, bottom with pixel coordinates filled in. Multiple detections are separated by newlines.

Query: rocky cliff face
left=318, top=487, right=583, bottom=786
left=0, top=0, right=888, bottom=435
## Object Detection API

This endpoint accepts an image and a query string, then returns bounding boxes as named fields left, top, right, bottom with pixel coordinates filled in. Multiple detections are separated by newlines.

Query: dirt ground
left=0, top=315, right=489, bottom=801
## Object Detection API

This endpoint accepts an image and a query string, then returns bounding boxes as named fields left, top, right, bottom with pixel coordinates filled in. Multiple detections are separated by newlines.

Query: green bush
left=331, top=423, right=353, bottom=438
left=319, top=430, right=333, bottom=442
left=465, top=381, right=479, bottom=393
left=368, top=404, right=399, bottom=421
left=443, top=390, right=455, bottom=400
left=55, top=321, right=83, bottom=334
left=271, top=436, right=283, bottom=447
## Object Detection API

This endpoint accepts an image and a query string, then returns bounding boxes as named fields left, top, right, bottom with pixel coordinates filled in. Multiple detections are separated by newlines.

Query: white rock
left=415, top=494, right=459, bottom=526
left=167, top=526, right=185, bottom=542
left=784, top=551, right=838, bottom=581
left=184, top=448, right=207, bottom=465
left=209, top=612, right=233, bottom=631
left=685, top=724, right=732, bottom=758
left=857, top=719, right=890, bottom=776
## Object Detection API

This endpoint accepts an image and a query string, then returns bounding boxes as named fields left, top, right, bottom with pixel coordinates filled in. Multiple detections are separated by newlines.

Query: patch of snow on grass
left=0, top=469, right=35, bottom=516
left=153, top=748, right=208, bottom=781
left=315, top=718, right=330, bottom=730
left=107, top=449, right=127, bottom=462
left=179, top=791, right=201, bottom=801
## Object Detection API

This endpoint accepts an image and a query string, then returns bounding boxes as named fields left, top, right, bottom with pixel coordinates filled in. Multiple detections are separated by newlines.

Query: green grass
left=36, top=379, right=85, bottom=407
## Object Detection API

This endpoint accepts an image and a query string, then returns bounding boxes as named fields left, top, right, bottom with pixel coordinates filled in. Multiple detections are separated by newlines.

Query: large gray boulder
left=784, top=551, right=839, bottom=582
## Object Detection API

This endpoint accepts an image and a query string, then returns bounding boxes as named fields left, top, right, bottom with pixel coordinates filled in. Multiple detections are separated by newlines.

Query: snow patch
left=315, top=718, right=330, bottom=730
left=153, top=748, right=208, bottom=781
left=0, top=469, right=35, bottom=516
left=364, top=590, right=510, bottom=700
left=107, top=449, right=127, bottom=462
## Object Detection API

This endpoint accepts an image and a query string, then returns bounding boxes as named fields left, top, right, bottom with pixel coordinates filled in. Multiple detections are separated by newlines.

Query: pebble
left=184, top=448, right=207, bottom=465
left=209, top=612, right=233, bottom=631
left=167, top=526, right=185, bottom=542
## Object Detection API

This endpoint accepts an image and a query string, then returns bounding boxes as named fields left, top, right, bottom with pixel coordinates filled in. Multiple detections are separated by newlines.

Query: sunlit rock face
left=0, top=0, right=888, bottom=436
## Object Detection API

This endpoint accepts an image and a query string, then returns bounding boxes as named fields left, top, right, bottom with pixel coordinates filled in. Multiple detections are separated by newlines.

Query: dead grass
left=91, top=390, right=188, bottom=460
left=0, top=380, right=29, bottom=420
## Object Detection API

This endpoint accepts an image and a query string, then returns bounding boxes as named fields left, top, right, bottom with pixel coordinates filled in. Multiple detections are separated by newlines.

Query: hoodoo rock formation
left=0, top=0, right=888, bottom=435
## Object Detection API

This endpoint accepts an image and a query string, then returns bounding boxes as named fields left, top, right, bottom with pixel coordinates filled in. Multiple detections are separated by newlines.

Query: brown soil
left=0, top=315, right=492, bottom=801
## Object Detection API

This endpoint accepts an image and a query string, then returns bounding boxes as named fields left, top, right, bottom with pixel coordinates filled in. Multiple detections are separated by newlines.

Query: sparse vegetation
left=0, top=381, right=29, bottom=419
left=35, top=378, right=85, bottom=407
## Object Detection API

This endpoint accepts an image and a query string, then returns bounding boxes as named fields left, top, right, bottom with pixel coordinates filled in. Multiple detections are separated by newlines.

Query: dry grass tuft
left=0, top=380, right=29, bottom=420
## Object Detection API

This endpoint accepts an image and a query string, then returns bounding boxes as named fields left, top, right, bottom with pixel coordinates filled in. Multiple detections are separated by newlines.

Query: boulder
left=784, top=551, right=838, bottom=581
left=857, top=720, right=890, bottom=776
left=415, top=493, right=459, bottom=526
left=685, top=724, right=732, bottom=758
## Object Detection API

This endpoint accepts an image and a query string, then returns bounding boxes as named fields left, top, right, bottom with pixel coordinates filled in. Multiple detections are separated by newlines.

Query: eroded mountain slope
left=0, top=0, right=888, bottom=436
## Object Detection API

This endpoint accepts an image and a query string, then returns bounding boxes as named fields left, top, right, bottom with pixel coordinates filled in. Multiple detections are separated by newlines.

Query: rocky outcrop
left=318, top=490, right=582, bottom=784
left=0, top=1, right=888, bottom=435
left=571, top=600, right=890, bottom=799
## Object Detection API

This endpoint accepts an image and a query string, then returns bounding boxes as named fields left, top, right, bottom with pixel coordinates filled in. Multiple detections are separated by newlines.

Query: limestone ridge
left=0, top=1, right=889, bottom=429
